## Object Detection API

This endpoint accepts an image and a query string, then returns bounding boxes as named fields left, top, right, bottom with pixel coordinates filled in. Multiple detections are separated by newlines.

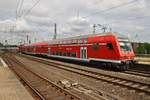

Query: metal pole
left=93, top=24, right=96, bottom=34
left=53, top=23, right=57, bottom=39
left=27, top=35, right=29, bottom=44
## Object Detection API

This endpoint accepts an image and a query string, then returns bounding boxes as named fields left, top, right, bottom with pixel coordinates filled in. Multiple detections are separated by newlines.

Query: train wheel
left=125, top=65, right=130, bottom=70
left=121, top=65, right=129, bottom=71
left=107, top=63, right=112, bottom=70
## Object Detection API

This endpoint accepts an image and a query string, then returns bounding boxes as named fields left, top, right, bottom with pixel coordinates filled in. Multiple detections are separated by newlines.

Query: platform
left=135, top=57, right=150, bottom=64
left=0, top=58, right=34, bottom=100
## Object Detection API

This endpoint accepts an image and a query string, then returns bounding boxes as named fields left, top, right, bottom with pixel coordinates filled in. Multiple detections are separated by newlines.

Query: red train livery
left=19, top=32, right=135, bottom=70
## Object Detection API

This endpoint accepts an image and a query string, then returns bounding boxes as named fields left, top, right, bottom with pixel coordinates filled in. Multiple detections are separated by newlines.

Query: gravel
left=15, top=55, right=150, bottom=100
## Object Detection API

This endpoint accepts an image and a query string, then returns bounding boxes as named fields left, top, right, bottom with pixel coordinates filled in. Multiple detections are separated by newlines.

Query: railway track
left=3, top=54, right=82, bottom=100
left=20, top=54, right=150, bottom=96
left=124, top=70, right=150, bottom=78
left=123, top=63, right=150, bottom=78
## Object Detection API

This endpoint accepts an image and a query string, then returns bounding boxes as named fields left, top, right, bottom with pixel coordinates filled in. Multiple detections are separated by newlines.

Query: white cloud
left=60, top=17, right=91, bottom=35
left=0, top=0, right=150, bottom=44
left=25, top=15, right=53, bottom=26
left=16, top=18, right=30, bottom=31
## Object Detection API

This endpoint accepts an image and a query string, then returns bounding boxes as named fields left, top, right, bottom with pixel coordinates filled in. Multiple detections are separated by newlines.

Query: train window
left=57, top=52, right=60, bottom=55
left=63, top=41, right=66, bottom=44
left=119, top=42, right=132, bottom=52
left=84, top=38, right=88, bottom=44
left=68, top=40, right=71, bottom=44
left=55, top=41, right=57, bottom=44
left=59, top=41, right=61, bottom=44
left=63, top=53, right=67, bottom=56
left=67, top=53, right=70, bottom=56
left=78, top=39, right=83, bottom=44
left=58, top=52, right=62, bottom=56
left=56, top=52, right=59, bottom=55
left=107, top=43, right=114, bottom=50
left=71, top=53, right=76, bottom=57
left=92, top=43, right=99, bottom=51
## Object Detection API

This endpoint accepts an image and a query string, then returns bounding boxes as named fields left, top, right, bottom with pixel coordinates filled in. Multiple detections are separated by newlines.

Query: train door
left=80, top=47, right=87, bottom=59
left=48, top=48, right=51, bottom=55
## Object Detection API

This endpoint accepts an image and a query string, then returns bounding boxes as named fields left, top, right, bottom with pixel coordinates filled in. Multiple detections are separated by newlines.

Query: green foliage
left=136, top=46, right=144, bottom=54
left=136, top=43, right=150, bottom=54
left=144, top=43, right=150, bottom=54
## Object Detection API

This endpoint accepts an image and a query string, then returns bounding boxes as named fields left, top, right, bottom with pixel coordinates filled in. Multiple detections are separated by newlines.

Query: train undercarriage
left=22, top=52, right=135, bottom=71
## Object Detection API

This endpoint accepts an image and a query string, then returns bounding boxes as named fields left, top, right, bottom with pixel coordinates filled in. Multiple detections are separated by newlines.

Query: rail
left=3, top=54, right=82, bottom=100
left=19, top=54, right=150, bottom=95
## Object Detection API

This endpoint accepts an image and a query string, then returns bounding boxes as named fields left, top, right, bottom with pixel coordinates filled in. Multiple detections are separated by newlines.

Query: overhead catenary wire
left=17, top=0, right=140, bottom=33
left=16, top=0, right=41, bottom=19
left=83, top=0, right=140, bottom=18
left=21, top=0, right=37, bottom=17
left=107, top=14, right=150, bottom=25
left=14, top=0, right=150, bottom=43
left=16, top=0, right=21, bottom=20
left=18, top=0, right=24, bottom=18
left=22, top=0, right=41, bottom=18
left=60, top=0, right=140, bottom=34
left=15, top=0, right=42, bottom=39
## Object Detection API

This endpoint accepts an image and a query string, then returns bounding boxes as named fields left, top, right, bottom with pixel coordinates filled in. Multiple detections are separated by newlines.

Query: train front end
left=117, top=37, right=135, bottom=69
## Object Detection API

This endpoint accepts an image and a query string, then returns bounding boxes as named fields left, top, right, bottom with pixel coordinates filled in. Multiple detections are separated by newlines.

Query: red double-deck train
left=19, top=32, right=135, bottom=70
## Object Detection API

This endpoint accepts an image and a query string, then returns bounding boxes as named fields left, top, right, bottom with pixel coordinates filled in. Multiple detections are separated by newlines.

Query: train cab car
left=46, top=32, right=135, bottom=70
left=117, top=38, right=135, bottom=64
left=87, top=34, right=134, bottom=70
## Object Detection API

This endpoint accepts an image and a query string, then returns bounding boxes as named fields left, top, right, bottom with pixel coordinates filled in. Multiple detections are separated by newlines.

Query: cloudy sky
left=0, top=0, right=150, bottom=45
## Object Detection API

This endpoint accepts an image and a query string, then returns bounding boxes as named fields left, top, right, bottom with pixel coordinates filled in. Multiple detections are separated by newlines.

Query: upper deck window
left=68, top=40, right=71, bottom=44
left=78, top=39, right=83, bottom=44
left=84, top=38, right=88, bottom=44
left=60, top=41, right=63, bottom=44
left=59, top=41, right=61, bottom=44
left=63, top=41, right=66, bottom=44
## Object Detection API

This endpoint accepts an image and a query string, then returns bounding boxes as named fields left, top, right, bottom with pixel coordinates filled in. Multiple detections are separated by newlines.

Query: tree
left=136, top=46, right=145, bottom=54
left=144, top=43, right=150, bottom=54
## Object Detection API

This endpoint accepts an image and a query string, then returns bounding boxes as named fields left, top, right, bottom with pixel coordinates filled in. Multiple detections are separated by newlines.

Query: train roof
left=48, top=32, right=129, bottom=43
left=32, top=42, right=48, bottom=46
left=22, top=32, right=129, bottom=46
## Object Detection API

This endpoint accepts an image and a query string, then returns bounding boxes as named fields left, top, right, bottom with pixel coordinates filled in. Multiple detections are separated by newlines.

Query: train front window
left=119, top=42, right=132, bottom=52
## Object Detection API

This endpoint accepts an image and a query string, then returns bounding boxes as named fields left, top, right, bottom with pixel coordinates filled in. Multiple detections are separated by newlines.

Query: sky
left=0, top=0, right=150, bottom=45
